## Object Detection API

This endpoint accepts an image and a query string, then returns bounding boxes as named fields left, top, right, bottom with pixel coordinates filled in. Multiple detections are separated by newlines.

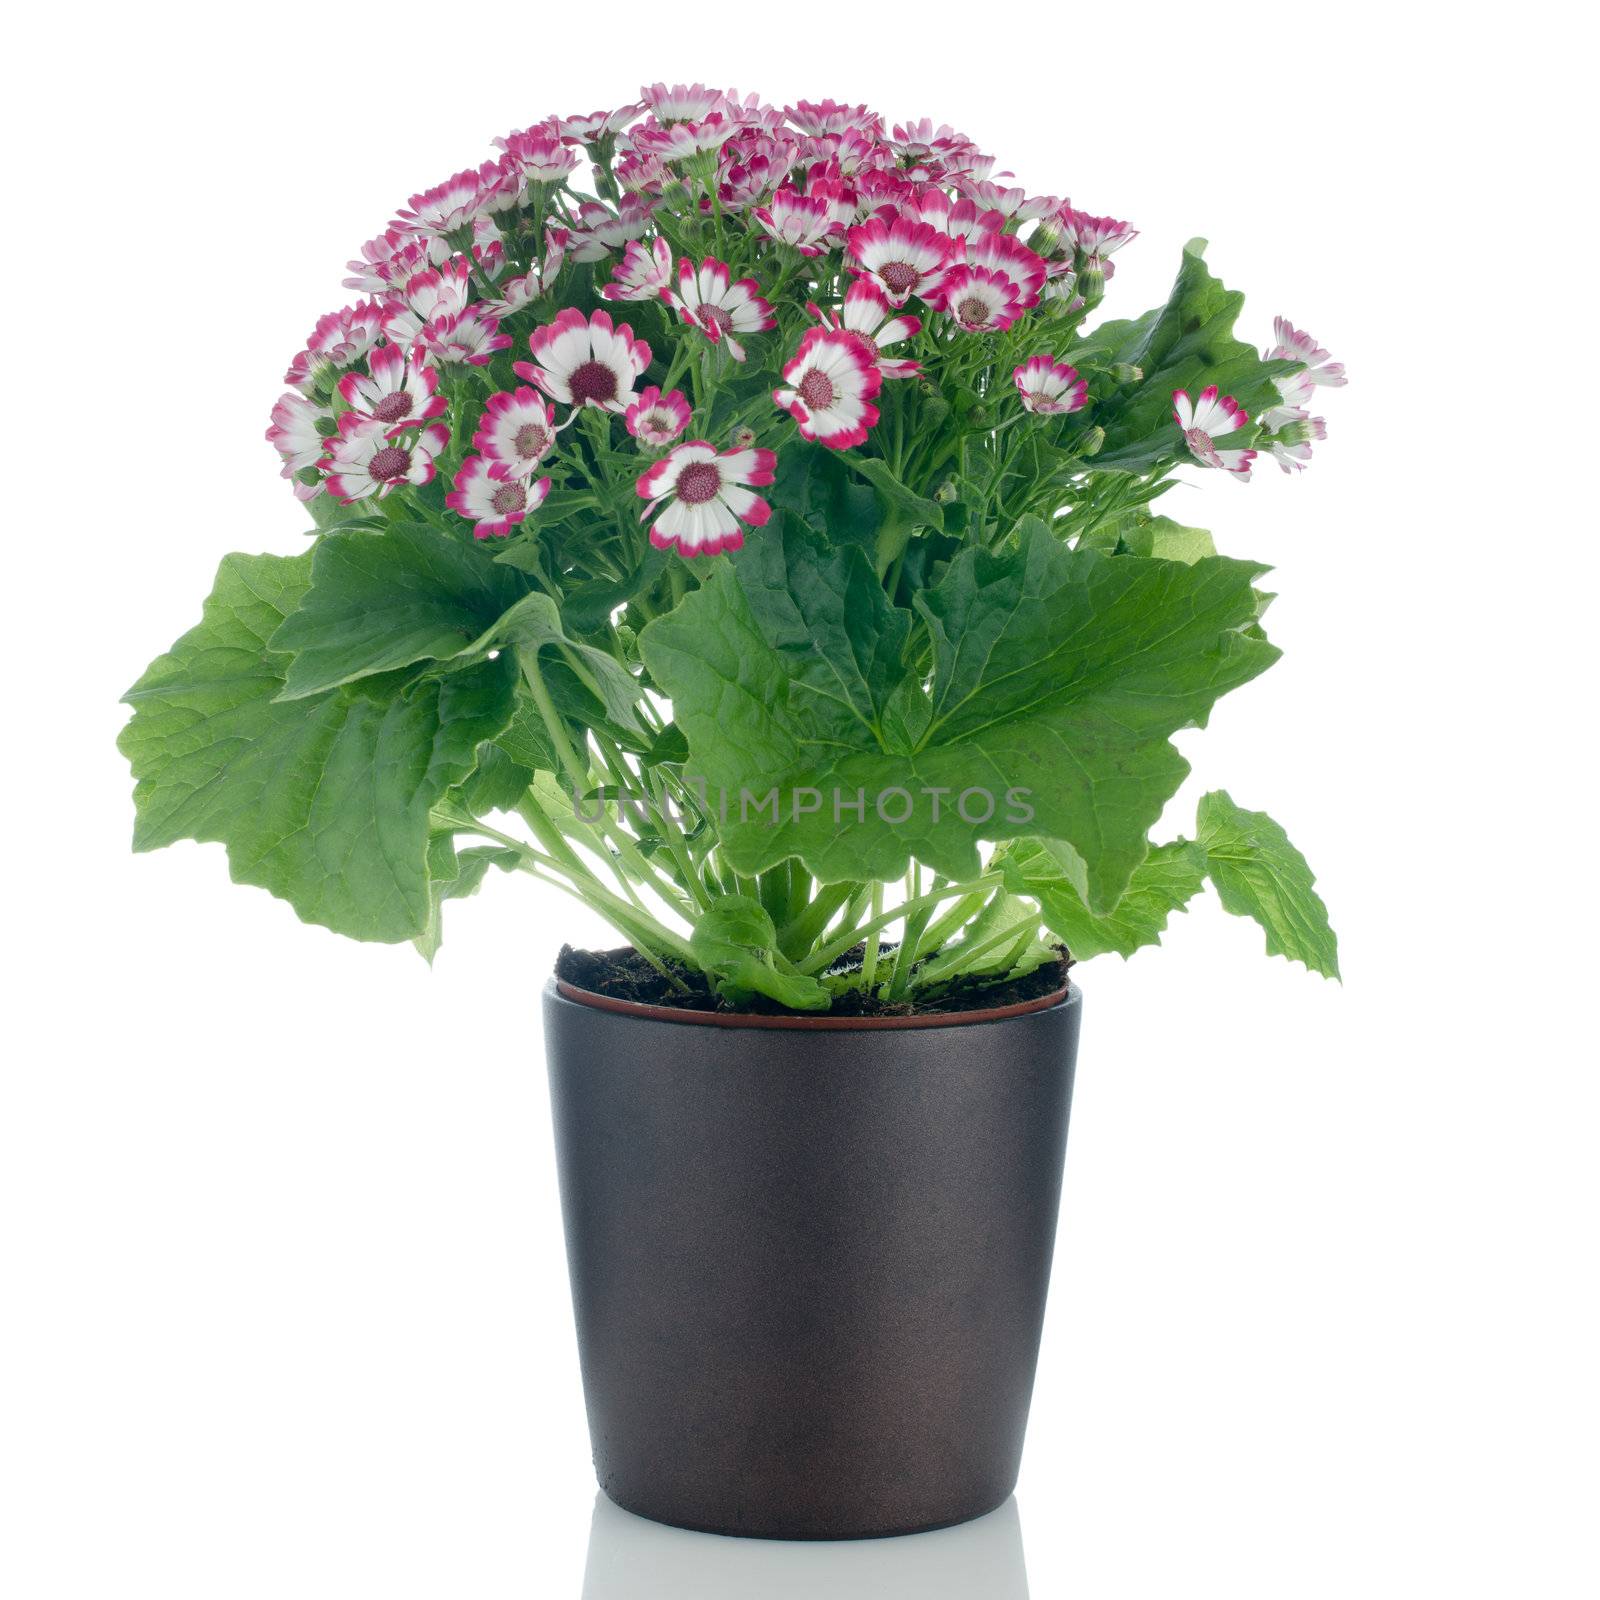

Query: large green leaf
left=413, top=834, right=522, bottom=963
left=1197, top=791, right=1340, bottom=978
left=1081, top=241, right=1298, bottom=472
left=689, top=896, right=830, bottom=1010
left=271, top=521, right=531, bottom=700
left=997, top=791, right=1338, bottom=976
left=640, top=517, right=1277, bottom=909
left=995, top=835, right=1208, bottom=959
left=120, top=551, right=516, bottom=943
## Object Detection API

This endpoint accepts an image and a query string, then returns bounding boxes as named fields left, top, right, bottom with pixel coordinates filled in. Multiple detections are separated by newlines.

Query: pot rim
left=550, top=973, right=1078, bottom=1031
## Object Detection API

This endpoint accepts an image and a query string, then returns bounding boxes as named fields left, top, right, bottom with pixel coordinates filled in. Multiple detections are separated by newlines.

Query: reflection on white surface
left=579, top=1489, right=1030, bottom=1599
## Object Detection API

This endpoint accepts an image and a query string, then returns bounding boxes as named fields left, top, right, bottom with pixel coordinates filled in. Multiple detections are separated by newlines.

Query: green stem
left=797, top=873, right=1001, bottom=976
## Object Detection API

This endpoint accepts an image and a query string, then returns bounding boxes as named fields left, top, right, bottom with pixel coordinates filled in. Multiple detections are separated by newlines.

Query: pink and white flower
left=772, top=328, right=883, bottom=449
left=285, top=301, right=386, bottom=393
left=265, top=392, right=331, bottom=500
left=1268, top=414, right=1327, bottom=474
left=636, top=441, right=775, bottom=556
left=403, top=168, right=505, bottom=237
left=1269, top=317, right=1347, bottom=386
left=640, top=83, right=730, bottom=123
left=785, top=100, right=881, bottom=137
left=845, top=216, right=953, bottom=307
left=808, top=282, right=922, bottom=379
left=497, top=128, right=581, bottom=185
left=934, top=264, right=1029, bottom=333
left=553, top=106, right=644, bottom=143
left=1014, top=356, right=1088, bottom=415
left=634, top=114, right=739, bottom=166
left=483, top=229, right=568, bottom=316
left=446, top=456, right=552, bottom=539
left=904, top=188, right=1006, bottom=243
left=952, top=229, right=1048, bottom=308
left=337, top=343, right=446, bottom=432
left=625, top=386, right=692, bottom=447
left=564, top=196, right=656, bottom=260
left=670, top=257, right=775, bottom=362
left=1054, top=206, right=1137, bottom=262
left=1173, top=386, right=1256, bottom=479
left=381, top=259, right=471, bottom=343
left=323, top=416, right=449, bottom=502
left=473, top=387, right=557, bottom=474
left=515, top=307, right=651, bottom=413
left=752, top=187, right=839, bottom=254
left=415, top=306, right=511, bottom=366
left=600, top=237, right=673, bottom=301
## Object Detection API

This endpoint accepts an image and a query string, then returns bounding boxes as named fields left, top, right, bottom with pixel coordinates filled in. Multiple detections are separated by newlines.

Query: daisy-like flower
left=1269, top=317, right=1347, bottom=386
left=564, top=196, right=656, bottom=261
left=1260, top=367, right=1318, bottom=430
left=483, top=229, right=567, bottom=317
left=497, top=127, right=581, bottom=185
left=1054, top=206, right=1138, bottom=262
left=959, top=180, right=1060, bottom=223
left=845, top=216, right=954, bottom=307
left=670, top=257, right=775, bottom=362
left=265, top=392, right=331, bottom=500
left=887, top=118, right=972, bottom=166
left=950, top=229, right=1048, bottom=308
left=446, top=456, right=552, bottom=539
left=634, top=114, right=739, bottom=166
left=753, top=187, right=839, bottom=254
left=807, top=282, right=922, bottom=379
left=554, top=106, right=644, bottom=143
left=1173, top=386, right=1256, bottom=479
left=338, top=343, right=446, bottom=432
left=415, top=306, right=512, bottom=366
left=905, top=188, right=1006, bottom=243
left=323, top=416, right=449, bottom=503
left=515, top=307, right=651, bottom=413
left=403, top=168, right=504, bottom=238
left=772, top=328, right=883, bottom=449
left=600, top=237, right=674, bottom=301
left=1013, top=356, right=1088, bottom=415
left=640, top=82, right=730, bottom=123
left=785, top=99, right=881, bottom=137
left=934, top=264, right=1029, bottom=333
left=636, top=441, right=775, bottom=555
left=343, top=227, right=448, bottom=294
left=473, top=387, right=557, bottom=475
left=286, top=301, right=386, bottom=393
left=625, top=386, right=692, bottom=447
left=1268, top=414, right=1328, bottom=474
left=719, top=136, right=800, bottom=209
left=381, top=259, right=471, bottom=344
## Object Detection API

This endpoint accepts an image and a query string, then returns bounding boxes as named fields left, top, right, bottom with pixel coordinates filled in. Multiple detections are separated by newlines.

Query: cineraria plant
left=120, top=86, right=1344, bottom=1007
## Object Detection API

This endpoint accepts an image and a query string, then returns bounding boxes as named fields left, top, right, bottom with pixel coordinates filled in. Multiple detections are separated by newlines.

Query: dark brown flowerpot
left=543, top=977, right=1081, bottom=1541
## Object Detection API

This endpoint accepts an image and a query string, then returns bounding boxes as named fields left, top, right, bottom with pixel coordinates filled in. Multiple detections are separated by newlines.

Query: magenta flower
left=1173, top=387, right=1256, bottom=480
left=474, top=388, right=557, bottom=475
left=637, top=441, right=775, bottom=556
left=625, top=387, right=692, bottom=448
left=323, top=416, right=449, bottom=503
left=670, top=257, right=775, bottom=362
left=447, top=457, right=552, bottom=539
left=1014, top=356, right=1088, bottom=416
left=772, top=328, right=883, bottom=449
left=515, top=308, right=651, bottom=414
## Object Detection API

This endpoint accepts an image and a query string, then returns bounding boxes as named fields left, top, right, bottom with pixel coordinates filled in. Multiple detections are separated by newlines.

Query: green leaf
left=641, top=518, right=1277, bottom=909
left=995, top=835, right=1208, bottom=959
left=120, top=551, right=517, bottom=943
left=1196, top=791, right=1340, bottom=978
left=689, top=896, right=830, bottom=1010
left=1081, top=242, right=1298, bottom=473
left=1080, top=515, right=1219, bottom=564
left=271, top=522, right=530, bottom=699
left=413, top=835, right=522, bottom=962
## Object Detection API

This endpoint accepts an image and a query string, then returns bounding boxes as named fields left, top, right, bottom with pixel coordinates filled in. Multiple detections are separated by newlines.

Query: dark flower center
left=569, top=360, right=619, bottom=404
left=879, top=260, right=918, bottom=294
left=372, top=392, right=413, bottom=423
left=957, top=295, right=991, bottom=326
left=513, top=422, right=550, bottom=457
left=491, top=481, right=527, bottom=515
left=676, top=460, right=723, bottom=505
left=698, top=304, right=734, bottom=335
left=369, top=446, right=411, bottom=482
left=798, top=369, right=837, bottom=410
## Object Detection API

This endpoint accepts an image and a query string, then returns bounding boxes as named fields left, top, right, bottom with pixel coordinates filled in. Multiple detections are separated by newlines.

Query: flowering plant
left=120, top=86, right=1343, bottom=1007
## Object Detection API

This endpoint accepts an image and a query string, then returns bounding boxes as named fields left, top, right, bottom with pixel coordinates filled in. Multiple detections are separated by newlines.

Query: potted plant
left=120, top=84, right=1343, bottom=1540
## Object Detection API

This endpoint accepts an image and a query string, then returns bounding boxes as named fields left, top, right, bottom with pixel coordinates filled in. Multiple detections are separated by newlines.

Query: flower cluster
left=267, top=86, right=1345, bottom=558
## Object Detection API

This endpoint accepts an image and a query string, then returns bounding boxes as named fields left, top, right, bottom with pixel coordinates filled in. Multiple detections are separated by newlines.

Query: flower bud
left=1077, top=426, right=1105, bottom=457
left=1077, top=262, right=1106, bottom=308
left=934, top=479, right=958, bottom=504
left=1110, top=364, right=1143, bottom=385
left=314, top=414, right=340, bottom=438
left=296, top=466, right=323, bottom=488
left=730, top=425, right=756, bottom=450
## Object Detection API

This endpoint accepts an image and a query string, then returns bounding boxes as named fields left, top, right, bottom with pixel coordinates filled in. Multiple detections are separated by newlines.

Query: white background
left=3, top=5, right=1595, bottom=1595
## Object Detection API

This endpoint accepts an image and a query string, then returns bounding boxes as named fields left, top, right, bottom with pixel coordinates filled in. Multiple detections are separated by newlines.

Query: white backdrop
left=3, top=5, right=1595, bottom=1595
